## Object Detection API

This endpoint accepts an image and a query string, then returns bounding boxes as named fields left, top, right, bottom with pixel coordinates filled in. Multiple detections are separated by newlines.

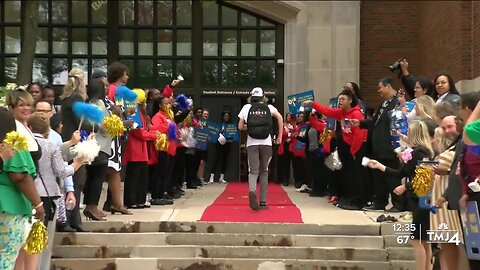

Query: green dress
left=0, top=150, right=37, bottom=216
left=465, top=119, right=480, bottom=144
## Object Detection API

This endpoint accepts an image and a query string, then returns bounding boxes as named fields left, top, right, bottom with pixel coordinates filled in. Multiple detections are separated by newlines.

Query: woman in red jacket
left=303, top=90, right=368, bottom=210
left=149, top=96, right=176, bottom=205
left=122, top=102, right=157, bottom=209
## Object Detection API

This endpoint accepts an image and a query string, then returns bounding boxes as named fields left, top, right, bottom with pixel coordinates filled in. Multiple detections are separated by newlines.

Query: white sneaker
left=296, top=184, right=308, bottom=192
left=219, top=174, right=227, bottom=183
left=208, top=174, right=214, bottom=183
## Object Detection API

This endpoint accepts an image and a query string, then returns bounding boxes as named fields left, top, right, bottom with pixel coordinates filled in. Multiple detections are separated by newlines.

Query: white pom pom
left=73, top=139, right=100, bottom=164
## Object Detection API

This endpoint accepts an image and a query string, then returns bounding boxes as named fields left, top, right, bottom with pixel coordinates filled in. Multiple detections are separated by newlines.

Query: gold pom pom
left=412, top=164, right=435, bottom=196
left=133, top=89, right=146, bottom=104
left=155, top=133, right=169, bottom=151
left=103, top=114, right=126, bottom=138
left=23, top=221, right=48, bottom=254
left=3, top=131, right=29, bottom=151
left=318, top=129, right=333, bottom=145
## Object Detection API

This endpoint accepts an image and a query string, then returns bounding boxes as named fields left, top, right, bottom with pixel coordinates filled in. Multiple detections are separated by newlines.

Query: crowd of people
left=0, top=61, right=239, bottom=269
left=2, top=58, right=480, bottom=269
left=275, top=59, right=480, bottom=270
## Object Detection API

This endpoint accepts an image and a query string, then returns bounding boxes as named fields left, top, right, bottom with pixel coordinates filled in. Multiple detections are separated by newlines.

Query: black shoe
left=151, top=199, right=167, bottom=205
left=71, top=225, right=90, bottom=232
left=186, top=185, right=198, bottom=189
left=362, top=205, right=385, bottom=212
left=385, top=215, right=398, bottom=222
left=376, top=214, right=387, bottom=222
left=386, top=207, right=403, bottom=213
left=282, top=183, right=289, bottom=187
left=127, top=204, right=145, bottom=209
left=57, top=225, right=76, bottom=232
left=338, top=203, right=362, bottom=211
left=259, top=202, right=269, bottom=210
left=249, top=191, right=259, bottom=210
left=163, top=193, right=175, bottom=200
left=155, top=198, right=174, bottom=205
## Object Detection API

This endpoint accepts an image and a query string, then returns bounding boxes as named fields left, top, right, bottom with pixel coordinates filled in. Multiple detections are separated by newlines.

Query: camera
left=388, top=60, right=401, bottom=72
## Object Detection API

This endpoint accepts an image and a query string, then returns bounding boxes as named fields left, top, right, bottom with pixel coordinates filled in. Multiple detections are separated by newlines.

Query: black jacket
left=442, top=139, right=465, bottom=210
left=384, top=146, right=432, bottom=209
left=60, top=94, right=95, bottom=141
left=360, top=96, right=398, bottom=160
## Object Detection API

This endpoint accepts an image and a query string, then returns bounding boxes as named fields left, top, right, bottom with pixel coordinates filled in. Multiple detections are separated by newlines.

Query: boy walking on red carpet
left=238, top=87, right=283, bottom=210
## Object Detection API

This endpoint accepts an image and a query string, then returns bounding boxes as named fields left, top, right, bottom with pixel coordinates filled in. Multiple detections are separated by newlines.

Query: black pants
left=173, top=147, right=187, bottom=189
left=185, top=151, right=197, bottom=187
left=153, top=152, right=173, bottom=199
left=337, top=141, right=369, bottom=206
left=213, top=142, right=231, bottom=176
left=292, top=156, right=306, bottom=187
left=277, top=143, right=291, bottom=185
left=84, top=163, right=108, bottom=205
left=371, top=158, right=406, bottom=210
left=123, top=162, right=148, bottom=207
left=307, top=151, right=329, bottom=195
left=147, top=164, right=156, bottom=194
left=68, top=165, right=86, bottom=226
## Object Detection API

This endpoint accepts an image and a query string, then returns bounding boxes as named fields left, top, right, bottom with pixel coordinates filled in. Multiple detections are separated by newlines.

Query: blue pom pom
left=116, top=85, right=138, bottom=103
left=176, top=94, right=189, bottom=112
left=430, top=205, right=438, bottom=214
left=167, top=122, right=177, bottom=141
left=72, top=102, right=104, bottom=124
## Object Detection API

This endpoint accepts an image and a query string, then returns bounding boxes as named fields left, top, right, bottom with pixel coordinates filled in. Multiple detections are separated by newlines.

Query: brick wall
left=417, top=1, right=472, bottom=82
left=360, top=1, right=420, bottom=107
left=474, top=2, right=480, bottom=78
left=360, top=1, right=476, bottom=107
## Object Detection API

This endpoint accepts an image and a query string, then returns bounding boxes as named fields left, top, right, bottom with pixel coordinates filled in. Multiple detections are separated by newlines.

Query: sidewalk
left=96, top=182, right=386, bottom=225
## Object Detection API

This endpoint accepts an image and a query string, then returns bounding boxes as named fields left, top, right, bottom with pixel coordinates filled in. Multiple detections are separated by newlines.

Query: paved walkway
left=96, top=182, right=393, bottom=225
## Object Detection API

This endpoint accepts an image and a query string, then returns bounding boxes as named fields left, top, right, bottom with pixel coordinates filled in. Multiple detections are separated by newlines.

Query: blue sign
left=326, top=97, right=338, bottom=130
left=462, top=201, right=480, bottom=260
left=193, top=126, right=209, bottom=150
left=223, top=123, right=239, bottom=142
left=206, top=120, right=222, bottom=142
left=405, top=101, right=415, bottom=113
left=287, top=90, right=315, bottom=115
left=125, top=104, right=143, bottom=128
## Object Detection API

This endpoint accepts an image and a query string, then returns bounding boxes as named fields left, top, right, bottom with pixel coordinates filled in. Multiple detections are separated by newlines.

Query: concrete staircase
left=51, top=221, right=416, bottom=270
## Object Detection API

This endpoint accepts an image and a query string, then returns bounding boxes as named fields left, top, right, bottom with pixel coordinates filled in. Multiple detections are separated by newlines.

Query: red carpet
left=200, top=182, right=303, bottom=223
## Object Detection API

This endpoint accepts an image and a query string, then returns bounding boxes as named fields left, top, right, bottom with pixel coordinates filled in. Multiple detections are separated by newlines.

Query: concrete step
left=55, top=232, right=384, bottom=249
left=52, top=245, right=388, bottom=261
left=81, top=221, right=381, bottom=236
left=390, top=260, right=416, bottom=270
left=51, top=258, right=391, bottom=270
left=387, top=247, right=415, bottom=260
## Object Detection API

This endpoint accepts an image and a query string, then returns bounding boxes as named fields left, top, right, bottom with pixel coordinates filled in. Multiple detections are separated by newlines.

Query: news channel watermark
left=393, top=222, right=460, bottom=245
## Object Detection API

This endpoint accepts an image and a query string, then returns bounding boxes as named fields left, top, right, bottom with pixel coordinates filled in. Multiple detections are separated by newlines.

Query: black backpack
left=247, top=102, right=273, bottom=139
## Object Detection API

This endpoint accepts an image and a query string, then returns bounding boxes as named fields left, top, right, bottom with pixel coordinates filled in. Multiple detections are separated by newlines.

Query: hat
left=251, top=87, right=264, bottom=97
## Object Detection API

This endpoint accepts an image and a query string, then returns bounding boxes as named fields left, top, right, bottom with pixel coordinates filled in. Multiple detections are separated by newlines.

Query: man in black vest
left=351, top=77, right=406, bottom=212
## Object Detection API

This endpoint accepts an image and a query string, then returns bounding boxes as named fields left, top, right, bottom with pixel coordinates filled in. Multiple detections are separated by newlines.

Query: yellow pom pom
left=155, top=133, right=169, bottom=151
left=318, top=129, right=333, bottom=145
left=23, top=221, right=48, bottom=254
left=103, top=114, right=126, bottom=138
left=412, top=164, right=435, bottom=196
left=3, top=131, right=29, bottom=151
left=133, top=89, right=146, bottom=104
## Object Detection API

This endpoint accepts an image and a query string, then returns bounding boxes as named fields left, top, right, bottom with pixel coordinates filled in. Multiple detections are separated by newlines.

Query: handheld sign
left=287, top=90, right=315, bottom=115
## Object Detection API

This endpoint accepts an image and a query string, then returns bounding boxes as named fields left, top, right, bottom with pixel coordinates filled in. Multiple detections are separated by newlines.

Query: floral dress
left=0, top=150, right=36, bottom=270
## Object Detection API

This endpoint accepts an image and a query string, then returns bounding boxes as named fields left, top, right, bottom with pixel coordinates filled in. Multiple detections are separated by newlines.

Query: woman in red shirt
left=303, top=90, right=368, bottom=210
left=122, top=102, right=157, bottom=209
